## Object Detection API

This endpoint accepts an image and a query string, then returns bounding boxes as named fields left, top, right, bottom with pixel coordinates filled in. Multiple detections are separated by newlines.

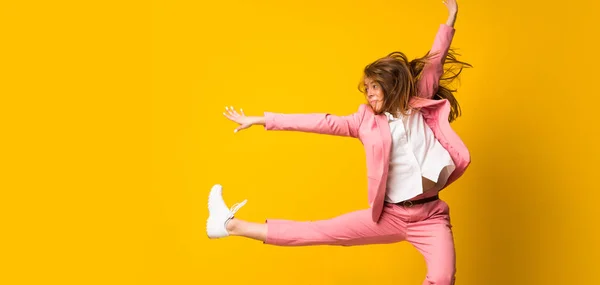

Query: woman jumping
left=207, top=1, right=472, bottom=284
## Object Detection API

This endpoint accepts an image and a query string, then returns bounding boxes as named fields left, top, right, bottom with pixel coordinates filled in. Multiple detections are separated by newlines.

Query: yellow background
left=1, top=0, right=599, bottom=284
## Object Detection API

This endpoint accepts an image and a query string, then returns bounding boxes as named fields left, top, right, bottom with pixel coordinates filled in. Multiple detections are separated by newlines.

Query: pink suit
left=262, top=24, right=469, bottom=285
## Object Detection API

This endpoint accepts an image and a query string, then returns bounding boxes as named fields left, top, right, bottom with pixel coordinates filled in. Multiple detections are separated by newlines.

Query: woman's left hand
left=442, top=0, right=458, bottom=15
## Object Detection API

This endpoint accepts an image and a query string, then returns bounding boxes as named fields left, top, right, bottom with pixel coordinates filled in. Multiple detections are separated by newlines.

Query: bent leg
left=407, top=201, right=456, bottom=285
left=265, top=207, right=406, bottom=246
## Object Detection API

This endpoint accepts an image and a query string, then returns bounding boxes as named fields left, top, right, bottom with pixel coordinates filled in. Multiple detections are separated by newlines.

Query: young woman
left=207, top=1, right=471, bottom=284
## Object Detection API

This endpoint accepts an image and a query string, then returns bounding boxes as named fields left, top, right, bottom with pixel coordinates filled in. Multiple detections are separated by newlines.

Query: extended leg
left=263, top=206, right=406, bottom=246
left=206, top=184, right=407, bottom=247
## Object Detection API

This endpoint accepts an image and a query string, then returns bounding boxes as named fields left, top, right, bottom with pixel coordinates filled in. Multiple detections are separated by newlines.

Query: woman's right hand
left=223, top=106, right=263, bottom=133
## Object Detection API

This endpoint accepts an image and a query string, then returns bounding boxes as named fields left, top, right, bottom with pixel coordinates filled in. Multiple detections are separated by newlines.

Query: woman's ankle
left=225, top=218, right=238, bottom=235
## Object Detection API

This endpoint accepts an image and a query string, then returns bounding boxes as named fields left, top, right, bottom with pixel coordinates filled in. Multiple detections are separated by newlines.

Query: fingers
left=225, top=106, right=237, bottom=117
left=442, top=0, right=458, bottom=13
left=234, top=124, right=250, bottom=134
left=442, top=0, right=457, bottom=7
left=223, top=106, right=238, bottom=121
left=223, top=106, right=248, bottom=131
left=225, top=106, right=235, bottom=118
left=225, top=106, right=246, bottom=117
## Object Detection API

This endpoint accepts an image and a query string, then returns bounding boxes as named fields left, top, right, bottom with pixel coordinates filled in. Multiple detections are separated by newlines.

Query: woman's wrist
left=446, top=11, right=457, bottom=27
left=251, top=116, right=266, bottom=126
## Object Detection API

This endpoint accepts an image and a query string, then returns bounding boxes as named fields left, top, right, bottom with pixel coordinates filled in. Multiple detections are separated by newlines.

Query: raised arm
left=444, top=0, right=458, bottom=27
left=223, top=105, right=367, bottom=138
left=417, top=0, right=458, bottom=99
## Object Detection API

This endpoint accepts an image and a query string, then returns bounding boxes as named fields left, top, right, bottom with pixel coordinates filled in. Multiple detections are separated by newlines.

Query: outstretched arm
left=223, top=105, right=366, bottom=138
left=417, top=0, right=458, bottom=99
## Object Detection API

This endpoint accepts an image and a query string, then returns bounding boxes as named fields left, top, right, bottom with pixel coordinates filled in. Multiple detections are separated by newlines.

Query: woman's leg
left=225, top=219, right=267, bottom=241
left=261, top=207, right=406, bottom=246
left=224, top=208, right=407, bottom=246
left=207, top=184, right=407, bottom=246
left=406, top=200, right=456, bottom=285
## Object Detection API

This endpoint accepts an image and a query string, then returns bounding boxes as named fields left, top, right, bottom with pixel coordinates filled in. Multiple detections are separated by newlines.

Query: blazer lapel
left=373, top=113, right=391, bottom=184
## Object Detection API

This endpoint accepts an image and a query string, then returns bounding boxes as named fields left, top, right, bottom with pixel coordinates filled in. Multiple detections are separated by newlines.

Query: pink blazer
left=264, top=24, right=470, bottom=223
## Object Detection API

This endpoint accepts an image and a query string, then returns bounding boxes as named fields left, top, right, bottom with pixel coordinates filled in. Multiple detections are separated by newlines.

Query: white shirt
left=384, top=109, right=456, bottom=203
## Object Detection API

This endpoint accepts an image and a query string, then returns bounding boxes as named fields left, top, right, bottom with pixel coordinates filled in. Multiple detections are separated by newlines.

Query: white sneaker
left=206, top=184, right=247, bottom=239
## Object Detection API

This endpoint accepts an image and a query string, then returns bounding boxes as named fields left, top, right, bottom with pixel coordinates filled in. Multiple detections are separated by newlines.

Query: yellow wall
left=2, top=0, right=599, bottom=284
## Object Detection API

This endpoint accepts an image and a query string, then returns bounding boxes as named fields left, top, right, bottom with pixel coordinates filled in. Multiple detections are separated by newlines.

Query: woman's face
left=364, top=77, right=384, bottom=113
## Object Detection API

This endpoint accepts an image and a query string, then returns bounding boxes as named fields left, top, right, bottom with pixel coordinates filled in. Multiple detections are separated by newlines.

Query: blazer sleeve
left=264, top=104, right=367, bottom=138
left=417, top=24, right=456, bottom=99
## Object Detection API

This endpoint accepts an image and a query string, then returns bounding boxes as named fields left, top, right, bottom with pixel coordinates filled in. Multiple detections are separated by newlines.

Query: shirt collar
left=384, top=112, right=397, bottom=122
left=384, top=109, right=412, bottom=122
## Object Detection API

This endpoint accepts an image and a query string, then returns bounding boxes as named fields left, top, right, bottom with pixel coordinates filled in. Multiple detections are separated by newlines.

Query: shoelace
left=229, top=199, right=247, bottom=215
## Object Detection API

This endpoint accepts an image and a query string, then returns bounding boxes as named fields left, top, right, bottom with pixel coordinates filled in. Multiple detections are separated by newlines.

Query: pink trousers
left=265, top=199, right=455, bottom=285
